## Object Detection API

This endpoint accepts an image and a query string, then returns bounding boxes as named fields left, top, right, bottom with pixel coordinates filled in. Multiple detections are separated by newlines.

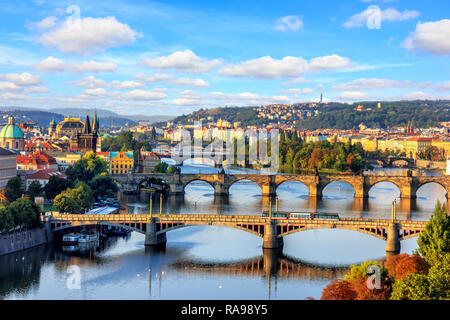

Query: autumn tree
left=385, top=253, right=429, bottom=281
left=344, top=261, right=392, bottom=300
left=321, top=280, right=357, bottom=300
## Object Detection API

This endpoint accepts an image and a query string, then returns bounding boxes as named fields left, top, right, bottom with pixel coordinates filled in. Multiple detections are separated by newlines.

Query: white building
left=0, top=147, right=17, bottom=189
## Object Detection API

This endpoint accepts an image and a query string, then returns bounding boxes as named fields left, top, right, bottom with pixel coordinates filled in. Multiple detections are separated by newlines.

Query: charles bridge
left=113, top=171, right=450, bottom=200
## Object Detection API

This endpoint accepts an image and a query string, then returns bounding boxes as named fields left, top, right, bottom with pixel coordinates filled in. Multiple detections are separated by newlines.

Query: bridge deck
left=46, top=213, right=427, bottom=229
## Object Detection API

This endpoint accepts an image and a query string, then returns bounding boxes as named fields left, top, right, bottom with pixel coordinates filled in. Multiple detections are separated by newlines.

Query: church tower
left=77, top=113, right=98, bottom=154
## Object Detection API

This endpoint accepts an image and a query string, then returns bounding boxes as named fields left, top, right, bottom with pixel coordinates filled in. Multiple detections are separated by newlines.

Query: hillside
left=156, top=100, right=450, bottom=130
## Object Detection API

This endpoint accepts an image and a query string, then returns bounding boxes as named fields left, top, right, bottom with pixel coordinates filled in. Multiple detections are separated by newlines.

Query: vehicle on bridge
left=262, top=211, right=340, bottom=221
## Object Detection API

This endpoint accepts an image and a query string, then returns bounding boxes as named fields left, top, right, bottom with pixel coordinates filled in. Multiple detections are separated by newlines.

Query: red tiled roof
left=17, top=150, right=57, bottom=165
left=27, top=169, right=66, bottom=180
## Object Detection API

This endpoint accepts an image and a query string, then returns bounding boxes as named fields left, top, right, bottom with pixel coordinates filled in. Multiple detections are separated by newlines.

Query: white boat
left=62, top=233, right=80, bottom=245
left=78, top=233, right=99, bottom=243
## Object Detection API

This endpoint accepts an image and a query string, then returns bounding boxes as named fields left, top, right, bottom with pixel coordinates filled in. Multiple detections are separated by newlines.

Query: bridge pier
left=261, top=183, right=277, bottom=197
left=213, top=182, right=229, bottom=197
left=168, top=182, right=185, bottom=196
left=399, top=181, right=417, bottom=199
left=308, top=183, right=322, bottom=198
left=145, top=221, right=167, bottom=247
left=263, top=222, right=283, bottom=249
left=386, top=223, right=401, bottom=254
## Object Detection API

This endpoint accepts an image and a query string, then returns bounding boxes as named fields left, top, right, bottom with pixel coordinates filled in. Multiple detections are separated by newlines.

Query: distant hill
left=0, top=107, right=136, bottom=128
left=155, top=100, right=450, bottom=130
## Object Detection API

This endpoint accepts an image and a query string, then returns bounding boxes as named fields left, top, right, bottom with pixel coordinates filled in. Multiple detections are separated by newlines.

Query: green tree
left=0, top=205, right=14, bottom=231
left=71, top=181, right=94, bottom=211
left=7, top=198, right=41, bottom=228
left=89, top=174, right=119, bottom=200
left=66, top=152, right=108, bottom=184
left=153, top=162, right=169, bottom=173
left=44, top=175, right=70, bottom=200
left=5, top=177, right=24, bottom=203
left=167, top=165, right=176, bottom=174
left=54, top=191, right=81, bottom=214
left=390, top=274, right=435, bottom=300
left=27, top=181, right=43, bottom=199
left=417, top=201, right=450, bottom=266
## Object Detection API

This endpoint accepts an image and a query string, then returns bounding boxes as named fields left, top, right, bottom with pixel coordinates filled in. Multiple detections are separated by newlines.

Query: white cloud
left=169, top=77, right=210, bottom=88
left=0, top=82, right=21, bottom=91
left=109, top=80, right=145, bottom=89
left=69, top=60, right=118, bottom=73
left=29, top=16, right=57, bottom=30
left=65, top=76, right=107, bottom=89
left=134, top=73, right=174, bottom=83
left=33, top=56, right=117, bottom=73
left=33, top=56, right=66, bottom=73
left=134, top=73, right=210, bottom=88
left=397, top=91, right=438, bottom=100
left=344, top=7, right=419, bottom=28
left=274, top=16, right=303, bottom=31
left=332, top=78, right=431, bottom=90
left=337, top=91, right=373, bottom=100
left=308, top=54, right=351, bottom=71
left=39, top=16, right=140, bottom=55
left=122, top=89, right=167, bottom=101
left=142, top=50, right=222, bottom=73
left=1, top=92, right=29, bottom=100
left=218, top=54, right=350, bottom=79
left=436, top=82, right=450, bottom=91
left=403, top=19, right=450, bottom=55
left=84, top=88, right=109, bottom=96
left=0, top=72, right=42, bottom=86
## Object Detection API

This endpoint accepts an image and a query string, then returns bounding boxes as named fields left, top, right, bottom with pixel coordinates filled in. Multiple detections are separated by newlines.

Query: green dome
left=0, top=124, right=24, bottom=139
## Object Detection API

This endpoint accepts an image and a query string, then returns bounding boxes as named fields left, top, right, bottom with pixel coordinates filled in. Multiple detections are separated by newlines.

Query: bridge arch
left=276, top=180, right=310, bottom=196
left=156, top=223, right=264, bottom=238
left=183, top=178, right=216, bottom=192
left=321, top=180, right=357, bottom=198
left=368, top=179, right=402, bottom=198
left=416, top=181, right=449, bottom=199
left=52, top=221, right=146, bottom=234
left=228, top=178, right=263, bottom=194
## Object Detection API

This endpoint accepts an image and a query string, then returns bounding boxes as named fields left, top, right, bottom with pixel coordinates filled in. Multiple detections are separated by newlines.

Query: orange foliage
left=349, top=276, right=391, bottom=300
left=321, top=280, right=357, bottom=300
left=385, top=253, right=429, bottom=280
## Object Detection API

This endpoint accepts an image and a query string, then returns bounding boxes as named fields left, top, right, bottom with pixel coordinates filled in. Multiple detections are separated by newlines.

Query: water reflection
left=1, top=165, right=447, bottom=300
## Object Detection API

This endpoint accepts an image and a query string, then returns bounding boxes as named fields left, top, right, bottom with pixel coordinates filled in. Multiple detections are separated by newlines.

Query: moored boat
left=78, top=232, right=99, bottom=243
left=62, top=233, right=80, bottom=245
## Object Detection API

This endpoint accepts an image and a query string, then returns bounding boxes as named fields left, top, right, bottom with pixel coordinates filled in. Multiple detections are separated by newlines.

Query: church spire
left=92, top=110, right=99, bottom=134
left=83, top=113, right=92, bottom=134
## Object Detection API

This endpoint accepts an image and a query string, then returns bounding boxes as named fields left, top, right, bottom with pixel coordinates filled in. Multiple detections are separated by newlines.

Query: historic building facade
left=109, top=151, right=134, bottom=175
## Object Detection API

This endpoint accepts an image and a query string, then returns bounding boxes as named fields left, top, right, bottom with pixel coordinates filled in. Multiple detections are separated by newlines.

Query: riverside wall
left=0, top=227, right=51, bottom=256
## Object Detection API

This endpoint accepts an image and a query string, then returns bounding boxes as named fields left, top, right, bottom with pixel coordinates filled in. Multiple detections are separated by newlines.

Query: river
left=0, top=165, right=448, bottom=300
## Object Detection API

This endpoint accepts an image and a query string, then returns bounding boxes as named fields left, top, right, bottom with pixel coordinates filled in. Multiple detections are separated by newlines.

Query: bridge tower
left=263, top=222, right=283, bottom=249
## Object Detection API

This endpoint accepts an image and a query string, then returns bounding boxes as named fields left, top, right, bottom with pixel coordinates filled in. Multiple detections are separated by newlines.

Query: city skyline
left=0, top=0, right=449, bottom=116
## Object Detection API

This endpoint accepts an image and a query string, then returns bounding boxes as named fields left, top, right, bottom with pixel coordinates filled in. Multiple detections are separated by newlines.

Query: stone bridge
left=373, top=157, right=415, bottom=168
left=113, top=172, right=450, bottom=200
left=47, top=212, right=427, bottom=254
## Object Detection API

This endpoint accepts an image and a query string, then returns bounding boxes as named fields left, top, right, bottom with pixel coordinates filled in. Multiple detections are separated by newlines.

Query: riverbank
left=0, top=226, right=51, bottom=256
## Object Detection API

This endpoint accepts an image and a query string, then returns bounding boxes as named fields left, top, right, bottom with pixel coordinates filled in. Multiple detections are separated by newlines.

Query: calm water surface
left=1, top=165, right=448, bottom=300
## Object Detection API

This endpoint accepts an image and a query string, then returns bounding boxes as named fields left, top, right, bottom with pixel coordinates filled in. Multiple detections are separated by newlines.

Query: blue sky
left=0, top=0, right=449, bottom=116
